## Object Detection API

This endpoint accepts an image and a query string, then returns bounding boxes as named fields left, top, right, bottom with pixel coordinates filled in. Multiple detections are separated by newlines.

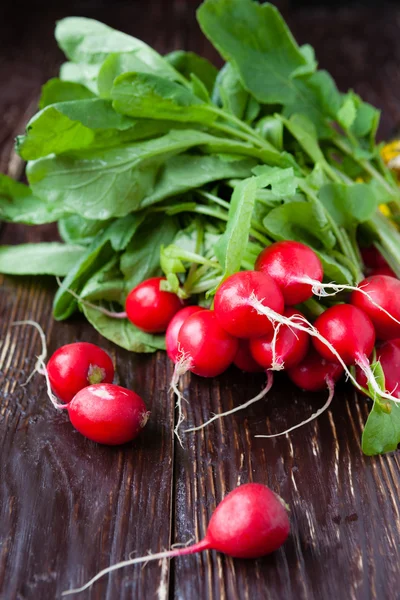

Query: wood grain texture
left=0, top=2, right=400, bottom=599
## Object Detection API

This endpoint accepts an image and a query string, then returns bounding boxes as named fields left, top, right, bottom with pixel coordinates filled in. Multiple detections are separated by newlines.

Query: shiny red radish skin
left=177, top=310, right=238, bottom=377
left=255, top=240, right=323, bottom=305
left=287, top=348, right=344, bottom=392
left=166, top=305, right=205, bottom=363
left=233, top=339, right=264, bottom=373
left=250, top=308, right=309, bottom=370
left=62, top=483, right=290, bottom=596
left=214, top=270, right=284, bottom=338
left=47, top=342, right=114, bottom=403
left=67, top=383, right=149, bottom=445
left=350, top=275, right=400, bottom=340
left=204, top=483, right=290, bottom=558
left=313, top=304, right=375, bottom=366
left=356, top=339, right=400, bottom=398
left=125, top=277, right=182, bottom=333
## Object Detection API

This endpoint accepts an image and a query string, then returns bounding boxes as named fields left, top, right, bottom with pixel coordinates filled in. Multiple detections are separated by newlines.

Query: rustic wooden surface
left=1, top=2, right=400, bottom=599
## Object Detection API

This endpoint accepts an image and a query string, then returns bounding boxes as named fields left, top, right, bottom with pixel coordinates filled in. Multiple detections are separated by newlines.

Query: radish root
left=61, top=539, right=209, bottom=597
left=297, top=276, right=400, bottom=329
left=255, top=376, right=335, bottom=438
left=170, top=349, right=193, bottom=446
left=12, top=320, right=66, bottom=410
left=185, top=370, right=274, bottom=433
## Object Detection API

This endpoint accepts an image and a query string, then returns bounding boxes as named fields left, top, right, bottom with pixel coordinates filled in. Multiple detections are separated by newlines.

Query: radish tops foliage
left=1, top=0, right=400, bottom=454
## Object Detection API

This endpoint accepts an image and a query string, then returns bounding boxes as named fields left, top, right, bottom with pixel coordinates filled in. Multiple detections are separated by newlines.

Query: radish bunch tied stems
left=1, top=0, right=400, bottom=453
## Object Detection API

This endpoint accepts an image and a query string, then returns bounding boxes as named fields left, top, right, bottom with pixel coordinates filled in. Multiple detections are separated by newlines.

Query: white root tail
left=61, top=548, right=184, bottom=597
left=170, top=349, right=193, bottom=446
left=255, top=376, right=335, bottom=438
left=12, top=320, right=65, bottom=410
left=297, top=276, right=400, bottom=329
left=185, top=370, right=274, bottom=433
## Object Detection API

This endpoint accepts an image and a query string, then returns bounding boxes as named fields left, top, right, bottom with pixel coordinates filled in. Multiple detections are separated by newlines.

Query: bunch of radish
left=102, top=240, right=400, bottom=441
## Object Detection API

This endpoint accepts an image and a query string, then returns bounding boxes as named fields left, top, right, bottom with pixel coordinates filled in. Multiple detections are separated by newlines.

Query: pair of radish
left=22, top=328, right=149, bottom=445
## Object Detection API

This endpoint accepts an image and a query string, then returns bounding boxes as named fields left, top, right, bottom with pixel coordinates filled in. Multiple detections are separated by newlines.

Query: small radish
left=313, top=304, right=375, bottom=365
left=350, top=275, right=400, bottom=340
left=287, top=348, right=344, bottom=392
left=356, top=339, right=400, bottom=398
left=47, top=342, right=114, bottom=403
left=214, top=270, right=284, bottom=338
left=172, top=310, right=238, bottom=442
left=125, top=277, right=183, bottom=333
left=176, top=310, right=238, bottom=378
left=255, top=241, right=323, bottom=305
left=233, top=340, right=264, bottom=373
left=64, top=383, right=149, bottom=445
left=62, top=483, right=290, bottom=596
left=250, top=308, right=309, bottom=370
left=165, top=305, right=205, bottom=363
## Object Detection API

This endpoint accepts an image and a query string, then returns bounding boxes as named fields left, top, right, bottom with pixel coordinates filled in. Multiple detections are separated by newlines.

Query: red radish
left=312, top=304, right=375, bottom=366
left=62, top=483, right=290, bottom=596
left=350, top=275, right=400, bottom=340
left=369, top=266, right=397, bottom=279
left=287, top=348, right=344, bottom=392
left=64, top=383, right=149, bottom=445
left=172, top=310, right=238, bottom=442
left=125, top=277, right=182, bottom=333
left=176, top=310, right=238, bottom=378
left=233, top=340, right=264, bottom=373
left=356, top=339, right=400, bottom=398
left=250, top=308, right=309, bottom=370
left=165, top=305, right=205, bottom=363
left=255, top=241, right=323, bottom=305
left=214, top=270, right=284, bottom=338
left=47, top=342, right=114, bottom=403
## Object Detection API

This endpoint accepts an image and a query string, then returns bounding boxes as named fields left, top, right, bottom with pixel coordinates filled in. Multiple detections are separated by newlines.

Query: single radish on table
left=165, top=305, right=205, bottom=363
left=350, top=275, right=400, bottom=340
left=62, top=483, right=290, bottom=597
left=47, top=342, right=114, bottom=402
left=63, top=383, right=150, bottom=445
left=214, top=270, right=284, bottom=338
left=255, top=240, right=323, bottom=305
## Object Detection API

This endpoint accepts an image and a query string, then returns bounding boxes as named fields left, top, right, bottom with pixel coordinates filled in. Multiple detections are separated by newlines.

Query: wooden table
left=1, top=2, right=400, bottom=598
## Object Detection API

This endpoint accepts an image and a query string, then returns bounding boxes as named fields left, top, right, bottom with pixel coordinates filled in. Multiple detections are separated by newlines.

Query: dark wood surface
left=1, top=2, right=400, bottom=599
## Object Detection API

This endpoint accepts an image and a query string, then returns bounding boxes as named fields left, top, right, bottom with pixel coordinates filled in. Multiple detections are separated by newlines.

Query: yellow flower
left=381, top=140, right=400, bottom=172
left=379, top=203, right=391, bottom=217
